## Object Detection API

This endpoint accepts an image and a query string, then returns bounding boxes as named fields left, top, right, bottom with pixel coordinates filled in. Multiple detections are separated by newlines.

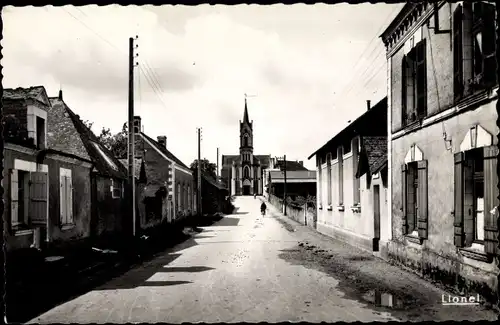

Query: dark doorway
left=373, top=185, right=381, bottom=252
left=243, top=185, right=250, bottom=195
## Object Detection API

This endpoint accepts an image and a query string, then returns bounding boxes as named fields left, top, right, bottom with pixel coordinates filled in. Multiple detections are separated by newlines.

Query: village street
left=28, top=197, right=496, bottom=323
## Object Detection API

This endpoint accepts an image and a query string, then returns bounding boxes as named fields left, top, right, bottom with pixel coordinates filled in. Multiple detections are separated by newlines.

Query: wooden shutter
left=327, top=154, right=332, bottom=205
left=481, top=2, right=497, bottom=88
left=401, top=164, right=408, bottom=235
left=10, top=169, right=19, bottom=225
left=453, top=5, right=464, bottom=100
left=402, top=55, right=407, bottom=126
left=407, top=164, right=417, bottom=233
left=463, top=156, right=474, bottom=247
left=454, top=152, right=465, bottom=247
left=416, top=39, right=427, bottom=118
left=417, top=160, right=428, bottom=239
left=60, top=174, right=67, bottom=224
left=483, top=145, right=499, bottom=255
left=66, top=175, right=74, bottom=224
left=30, top=172, right=48, bottom=225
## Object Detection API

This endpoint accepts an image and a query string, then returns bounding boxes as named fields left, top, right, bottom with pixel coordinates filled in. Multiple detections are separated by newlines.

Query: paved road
left=28, top=197, right=497, bottom=323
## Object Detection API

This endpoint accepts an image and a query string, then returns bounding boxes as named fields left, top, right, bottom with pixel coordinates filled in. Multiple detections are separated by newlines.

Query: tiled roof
left=202, top=174, right=228, bottom=190
left=275, top=160, right=308, bottom=171
left=118, top=158, right=143, bottom=178
left=3, top=86, right=45, bottom=101
left=269, top=170, right=316, bottom=180
left=50, top=97, right=127, bottom=179
left=140, top=132, right=191, bottom=171
left=356, top=136, right=387, bottom=178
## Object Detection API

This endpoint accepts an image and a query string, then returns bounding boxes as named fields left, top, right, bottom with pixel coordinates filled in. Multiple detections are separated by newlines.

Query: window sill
left=327, top=205, right=333, bottom=211
left=350, top=204, right=361, bottom=213
left=61, top=224, right=75, bottom=231
left=14, top=229, right=34, bottom=237
left=458, top=244, right=492, bottom=263
left=337, top=205, right=345, bottom=212
left=405, top=231, right=422, bottom=245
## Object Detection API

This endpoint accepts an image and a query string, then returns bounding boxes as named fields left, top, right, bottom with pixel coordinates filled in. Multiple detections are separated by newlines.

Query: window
left=401, top=160, right=428, bottom=238
left=111, top=179, right=123, bottom=199
left=244, top=166, right=250, bottom=178
left=326, top=153, right=332, bottom=206
left=177, top=183, right=181, bottom=211
left=343, top=142, right=351, bottom=155
left=352, top=137, right=360, bottom=205
left=338, top=147, right=344, bottom=206
left=453, top=2, right=497, bottom=100
left=317, top=156, right=323, bottom=207
left=36, top=116, right=46, bottom=149
left=244, top=134, right=249, bottom=147
left=402, top=39, right=427, bottom=126
left=188, top=185, right=191, bottom=210
left=60, top=168, right=74, bottom=226
left=455, top=147, right=496, bottom=250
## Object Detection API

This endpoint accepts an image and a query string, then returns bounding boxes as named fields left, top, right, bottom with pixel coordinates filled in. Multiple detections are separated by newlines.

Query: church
left=221, top=99, right=270, bottom=196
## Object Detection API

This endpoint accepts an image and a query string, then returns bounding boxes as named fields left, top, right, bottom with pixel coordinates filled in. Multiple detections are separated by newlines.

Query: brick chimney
left=366, top=100, right=371, bottom=111
left=58, top=90, right=63, bottom=100
left=299, top=160, right=304, bottom=166
left=157, top=136, right=166, bottom=148
left=133, top=116, right=143, bottom=158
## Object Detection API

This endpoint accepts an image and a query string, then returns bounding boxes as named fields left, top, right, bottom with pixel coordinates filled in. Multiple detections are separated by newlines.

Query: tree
left=83, top=120, right=129, bottom=159
left=190, top=158, right=217, bottom=181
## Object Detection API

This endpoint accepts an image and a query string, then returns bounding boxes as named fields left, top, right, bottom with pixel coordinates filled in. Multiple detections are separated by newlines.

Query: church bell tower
left=239, top=98, right=254, bottom=195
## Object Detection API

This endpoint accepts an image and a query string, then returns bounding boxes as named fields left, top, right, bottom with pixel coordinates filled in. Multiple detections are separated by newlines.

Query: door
left=373, top=185, right=381, bottom=252
left=243, top=185, right=250, bottom=195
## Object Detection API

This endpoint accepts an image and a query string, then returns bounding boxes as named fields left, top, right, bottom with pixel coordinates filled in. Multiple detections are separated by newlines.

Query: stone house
left=130, top=116, right=195, bottom=225
left=198, top=174, right=230, bottom=215
left=308, top=97, right=389, bottom=253
left=380, top=1, right=498, bottom=302
left=46, top=91, right=129, bottom=246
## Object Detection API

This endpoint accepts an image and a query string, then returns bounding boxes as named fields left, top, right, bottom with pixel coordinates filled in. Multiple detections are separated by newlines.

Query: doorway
left=373, top=185, right=381, bottom=252
left=243, top=185, right=251, bottom=195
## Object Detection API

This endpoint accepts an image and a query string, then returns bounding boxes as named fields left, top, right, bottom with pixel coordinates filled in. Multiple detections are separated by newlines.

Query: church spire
left=243, top=96, right=250, bottom=124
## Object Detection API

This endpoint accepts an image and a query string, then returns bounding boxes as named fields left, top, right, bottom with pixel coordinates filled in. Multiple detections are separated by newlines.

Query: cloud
left=2, top=4, right=403, bottom=170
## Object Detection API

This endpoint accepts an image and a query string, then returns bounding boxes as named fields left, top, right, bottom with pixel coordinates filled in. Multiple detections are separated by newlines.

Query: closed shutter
left=66, top=175, right=74, bottom=224
left=402, top=55, right=407, bottom=125
left=483, top=145, right=499, bottom=255
left=463, top=156, right=474, bottom=247
left=407, top=164, right=416, bottom=233
left=10, top=169, right=19, bottom=225
left=453, top=5, right=464, bottom=100
left=401, top=164, right=408, bottom=235
left=481, top=2, right=497, bottom=88
left=30, top=172, right=48, bottom=225
left=417, top=160, right=428, bottom=239
left=416, top=39, right=427, bottom=118
left=454, top=152, right=465, bottom=247
left=60, top=174, right=67, bottom=225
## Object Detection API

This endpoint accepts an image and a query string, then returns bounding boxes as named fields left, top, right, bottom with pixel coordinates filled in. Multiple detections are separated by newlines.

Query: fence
left=268, top=194, right=317, bottom=229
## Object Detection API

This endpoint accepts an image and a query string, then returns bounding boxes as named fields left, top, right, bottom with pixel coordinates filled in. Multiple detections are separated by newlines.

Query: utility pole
left=197, top=128, right=202, bottom=218
left=128, top=36, right=139, bottom=237
left=217, top=147, right=219, bottom=179
left=283, top=154, right=287, bottom=216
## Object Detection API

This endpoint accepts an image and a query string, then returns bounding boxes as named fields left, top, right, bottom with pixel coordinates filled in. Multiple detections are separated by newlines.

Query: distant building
left=268, top=170, right=316, bottom=200
left=221, top=99, right=271, bottom=196
left=309, top=97, right=388, bottom=253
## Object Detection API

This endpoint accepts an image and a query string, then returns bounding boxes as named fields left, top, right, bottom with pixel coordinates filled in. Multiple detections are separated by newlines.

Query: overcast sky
left=2, top=4, right=403, bottom=171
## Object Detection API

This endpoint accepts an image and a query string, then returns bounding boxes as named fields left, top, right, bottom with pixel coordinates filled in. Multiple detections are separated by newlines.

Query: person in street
left=260, top=201, right=267, bottom=216
left=254, top=193, right=257, bottom=199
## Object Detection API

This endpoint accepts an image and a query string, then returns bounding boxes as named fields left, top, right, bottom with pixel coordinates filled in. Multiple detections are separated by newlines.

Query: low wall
left=268, top=194, right=317, bottom=229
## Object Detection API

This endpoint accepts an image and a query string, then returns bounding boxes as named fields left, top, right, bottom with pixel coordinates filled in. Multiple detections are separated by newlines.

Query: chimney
left=366, top=100, right=371, bottom=111
left=133, top=116, right=141, bottom=134
left=58, top=90, right=63, bottom=100
left=299, top=161, right=304, bottom=166
left=157, top=136, right=167, bottom=148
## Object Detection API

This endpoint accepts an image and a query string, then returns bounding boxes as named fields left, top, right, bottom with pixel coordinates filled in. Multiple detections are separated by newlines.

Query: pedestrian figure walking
left=260, top=202, right=267, bottom=217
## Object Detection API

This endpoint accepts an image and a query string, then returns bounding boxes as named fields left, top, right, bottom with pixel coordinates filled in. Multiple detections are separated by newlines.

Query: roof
left=50, top=97, right=127, bottom=179
left=222, top=154, right=271, bottom=166
left=356, top=136, right=388, bottom=178
left=275, top=160, right=308, bottom=171
left=202, top=174, right=228, bottom=191
left=379, top=3, right=414, bottom=42
left=140, top=132, right=191, bottom=171
left=308, top=97, right=387, bottom=160
left=119, top=158, right=143, bottom=178
left=269, top=170, right=316, bottom=180
left=3, top=86, right=45, bottom=101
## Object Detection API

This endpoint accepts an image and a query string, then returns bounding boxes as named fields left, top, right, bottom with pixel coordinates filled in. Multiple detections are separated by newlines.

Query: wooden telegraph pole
left=197, top=128, right=202, bottom=218
left=128, top=36, right=138, bottom=237
left=283, top=154, right=287, bottom=216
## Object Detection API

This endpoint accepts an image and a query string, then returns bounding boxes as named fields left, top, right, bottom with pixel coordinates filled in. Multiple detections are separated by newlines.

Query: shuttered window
left=454, top=146, right=499, bottom=255
left=111, top=179, right=123, bottom=199
left=338, top=147, right=344, bottom=206
left=30, top=172, right=48, bottom=226
left=417, top=160, right=428, bottom=239
left=415, top=39, right=427, bottom=119
left=352, top=137, right=361, bottom=205
left=10, top=169, right=20, bottom=226
left=326, top=153, right=332, bottom=206
left=453, top=5, right=464, bottom=100
left=401, top=160, right=428, bottom=238
left=60, top=168, right=74, bottom=226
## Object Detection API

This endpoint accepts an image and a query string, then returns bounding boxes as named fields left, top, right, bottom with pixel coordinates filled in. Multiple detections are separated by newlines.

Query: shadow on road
left=210, top=217, right=240, bottom=227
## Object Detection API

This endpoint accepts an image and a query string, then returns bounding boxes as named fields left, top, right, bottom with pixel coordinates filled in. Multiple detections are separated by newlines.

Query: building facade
left=309, top=98, right=389, bottom=253
left=381, top=1, right=498, bottom=301
left=221, top=99, right=271, bottom=196
left=131, top=116, right=196, bottom=224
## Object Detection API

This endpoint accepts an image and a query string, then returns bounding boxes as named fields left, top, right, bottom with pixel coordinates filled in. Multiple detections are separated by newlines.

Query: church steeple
left=243, top=97, right=250, bottom=124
